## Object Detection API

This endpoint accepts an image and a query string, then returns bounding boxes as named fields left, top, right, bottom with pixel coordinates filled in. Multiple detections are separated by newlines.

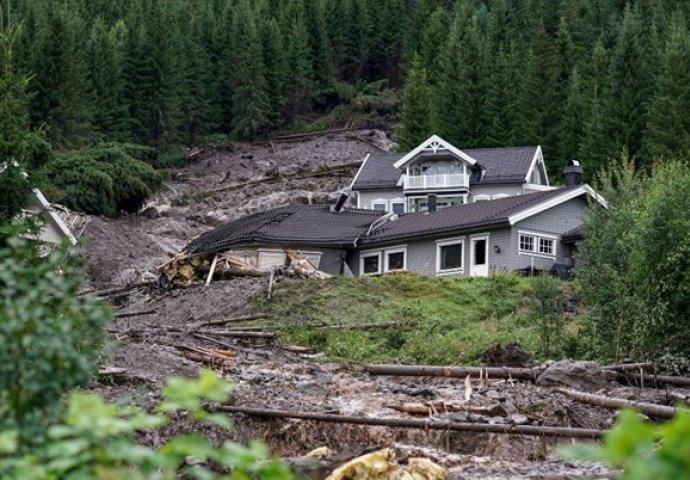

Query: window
left=519, top=234, right=534, bottom=253
left=385, top=248, right=406, bottom=272
left=372, top=202, right=387, bottom=212
left=391, top=202, right=405, bottom=214
left=474, top=195, right=491, bottom=203
left=538, top=238, right=554, bottom=255
left=518, top=231, right=557, bottom=258
left=436, top=238, right=465, bottom=273
left=361, top=253, right=381, bottom=275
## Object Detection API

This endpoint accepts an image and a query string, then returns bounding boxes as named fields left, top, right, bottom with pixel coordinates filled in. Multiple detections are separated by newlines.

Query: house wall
left=228, top=246, right=346, bottom=275
left=355, top=190, right=404, bottom=211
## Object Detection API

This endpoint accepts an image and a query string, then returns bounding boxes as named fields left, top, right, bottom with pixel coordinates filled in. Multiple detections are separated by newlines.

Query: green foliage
left=0, top=370, right=293, bottom=480
left=578, top=157, right=690, bottom=359
left=0, top=231, right=111, bottom=448
left=37, top=143, right=164, bottom=216
left=561, top=409, right=690, bottom=479
left=395, top=58, right=432, bottom=150
left=252, top=274, right=582, bottom=365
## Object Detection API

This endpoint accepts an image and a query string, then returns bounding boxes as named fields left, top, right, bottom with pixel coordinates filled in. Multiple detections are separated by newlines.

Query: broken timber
left=218, top=405, right=603, bottom=439
left=197, top=330, right=276, bottom=339
left=366, top=364, right=542, bottom=381
left=557, top=388, right=677, bottom=419
left=624, top=372, right=690, bottom=388
left=78, top=281, right=151, bottom=298
left=116, top=308, right=156, bottom=319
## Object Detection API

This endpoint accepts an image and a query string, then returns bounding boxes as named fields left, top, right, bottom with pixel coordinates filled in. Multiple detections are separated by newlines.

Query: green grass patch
left=250, top=273, right=581, bottom=365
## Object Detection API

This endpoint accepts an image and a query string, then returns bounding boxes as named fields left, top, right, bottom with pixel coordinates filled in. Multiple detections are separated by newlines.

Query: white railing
left=405, top=173, right=468, bottom=190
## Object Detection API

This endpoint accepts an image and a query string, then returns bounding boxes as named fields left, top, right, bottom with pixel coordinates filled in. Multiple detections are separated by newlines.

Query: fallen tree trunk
left=624, top=372, right=690, bottom=388
left=197, top=330, right=276, bottom=339
left=190, top=313, right=271, bottom=329
left=116, top=308, right=157, bottom=319
left=365, top=364, right=542, bottom=381
left=603, top=362, right=655, bottom=372
left=557, top=388, right=677, bottom=419
left=79, top=281, right=151, bottom=298
left=217, top=405, right=603, bottom=439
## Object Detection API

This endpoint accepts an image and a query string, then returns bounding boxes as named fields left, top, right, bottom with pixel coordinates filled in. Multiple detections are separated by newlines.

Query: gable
left=392, top=135, right=478, bottom=169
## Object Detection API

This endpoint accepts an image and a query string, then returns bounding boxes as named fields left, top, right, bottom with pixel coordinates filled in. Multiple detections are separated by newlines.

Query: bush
left=561, top=408, right=690, bottom=479
left=37, top=143, right=164, bottom=216
left=0, top=230, right=111, bottom=448
left=0, top=370, right=293, bottom=480
left=531, top=274, right=566, bottom=358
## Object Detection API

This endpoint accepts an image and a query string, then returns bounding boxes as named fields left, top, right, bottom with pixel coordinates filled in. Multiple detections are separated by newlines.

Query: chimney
left=332, top=192, right=349, bottom=212
left=564, top=160, right=583, bottom=186
left=427, top=194, right=437, bottom=212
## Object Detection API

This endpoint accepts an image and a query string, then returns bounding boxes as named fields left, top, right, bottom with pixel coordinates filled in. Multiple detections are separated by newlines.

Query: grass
left=250, top=273, right=580, bottom=365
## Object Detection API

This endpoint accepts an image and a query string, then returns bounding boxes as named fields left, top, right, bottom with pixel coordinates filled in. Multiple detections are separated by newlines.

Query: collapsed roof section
left=184, top=185, right=602, bottom=257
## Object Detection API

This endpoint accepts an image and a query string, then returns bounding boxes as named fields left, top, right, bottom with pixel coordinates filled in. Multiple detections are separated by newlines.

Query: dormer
left=393, top=135, right=476, bottom=192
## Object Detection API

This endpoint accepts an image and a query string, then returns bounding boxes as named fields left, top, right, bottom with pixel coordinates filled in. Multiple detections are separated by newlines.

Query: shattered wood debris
left=324, top=448, right=447, bottom=480
left=159, top=248, right=331, bottom=286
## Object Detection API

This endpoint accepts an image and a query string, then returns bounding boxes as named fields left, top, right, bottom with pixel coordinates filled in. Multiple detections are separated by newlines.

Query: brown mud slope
left=81, top=130, right=626, bottom=479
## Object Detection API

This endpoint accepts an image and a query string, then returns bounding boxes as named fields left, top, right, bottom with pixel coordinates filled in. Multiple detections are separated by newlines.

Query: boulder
left=481, top=342, right=535, bottom=368
left=536, top=359, right=609, bottom=392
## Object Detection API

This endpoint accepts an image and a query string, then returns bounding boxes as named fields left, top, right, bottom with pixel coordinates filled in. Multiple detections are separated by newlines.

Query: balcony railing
left=405, top=173, right=469, bottom=190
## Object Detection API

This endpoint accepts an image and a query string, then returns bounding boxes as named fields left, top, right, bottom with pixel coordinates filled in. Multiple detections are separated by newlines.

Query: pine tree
left=230, top=2, right=271, bottom=140
left=560, top=67, right=586, bottom=162
left=484, top=42, right=520, bottom=147
left=261, top=17, right=287, bottom=129
left=643, top=13, right=690, bottom=160
left=603, top=6, right=655, bottom=162
left=366, top=0, right=405, bottom=85
left=579, top=40, right=609, bottom=177
left=86, top=19, right=129, bottom=142
left=417, top=8, right=449, bottom=85
left=431, top=14, right=488, bottom=147
left=284, top=4, right=313, bottom=122
left=518, top=20, right=561, bottom=161
left=395, top=58, right=432, bottom=151
left=305, top=0, right=332, bottom=87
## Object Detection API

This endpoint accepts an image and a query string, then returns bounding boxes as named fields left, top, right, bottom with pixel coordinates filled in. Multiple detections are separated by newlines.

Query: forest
left=0, top=0, right=689, bottom=214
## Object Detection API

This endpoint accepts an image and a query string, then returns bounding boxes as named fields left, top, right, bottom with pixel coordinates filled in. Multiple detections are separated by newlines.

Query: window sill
left=518, top=251, right=556, bottom=260
left=436, top=268, right=464, bottom=276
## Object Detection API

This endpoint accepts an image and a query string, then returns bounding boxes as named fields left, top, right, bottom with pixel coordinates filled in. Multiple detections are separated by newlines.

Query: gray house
left=351, top=135, right=553, bottom=213
left=182, top=183, right=604, bottom=278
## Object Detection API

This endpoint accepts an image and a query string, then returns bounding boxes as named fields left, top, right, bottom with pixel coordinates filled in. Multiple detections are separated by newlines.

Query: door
left=470, top=236, right=489, bottom=277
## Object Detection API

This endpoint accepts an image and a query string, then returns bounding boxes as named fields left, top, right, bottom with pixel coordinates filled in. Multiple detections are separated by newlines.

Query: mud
left=80, top=130, right=631, bottom=479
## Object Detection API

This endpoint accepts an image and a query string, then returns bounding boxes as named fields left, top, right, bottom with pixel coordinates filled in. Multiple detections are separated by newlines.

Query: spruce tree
left=560, top=67, right=586, bottom=163
left=643, top=13, right=690, bottom=160
left=395, top=58, right=432, bottom=151
left=230, top=2, right=271, bottom=140
left=417, top=8, right=449, bottom=85
left=284, top=5, right=313, bottom=122
left=484, top=42, right=520, bottom=147
left=262, top=17, right=287, bottom=129
left=579, top=40, right=609, bottom=177
left=603, top=6, right=655, bottom=162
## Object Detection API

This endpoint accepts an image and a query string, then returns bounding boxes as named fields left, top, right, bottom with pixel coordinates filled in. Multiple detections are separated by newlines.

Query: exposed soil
left=78, top=130, right=671, bottom=479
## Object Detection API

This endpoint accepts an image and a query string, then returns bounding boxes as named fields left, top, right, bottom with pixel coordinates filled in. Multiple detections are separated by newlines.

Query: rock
left=487, top=404, right=508, bottom=417
left=536, top=359, right=610, bottom=392
left=481, top=342, right=535, bottom=368
left=141, top=206, right=160, bottom=219
left=510, top=414, right=529, bottom=425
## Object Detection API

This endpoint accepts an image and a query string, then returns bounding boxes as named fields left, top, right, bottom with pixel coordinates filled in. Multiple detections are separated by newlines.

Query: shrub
left=0, top=229, right=111, bottom=448
left=0, top=370, right=293, bottom=480
left=37, top=143, right=164, bottom=216
left=531, top=274, right=566, bottom=358
left=561, top=408, right=690, bottom=479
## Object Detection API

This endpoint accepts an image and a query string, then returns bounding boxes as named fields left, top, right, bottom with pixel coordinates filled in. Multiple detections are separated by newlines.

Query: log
left=603, top=362, right=655, bottom=371
left=366, top=364, right=541, bottom=381
left=625, top=372, right=690, bottom=388
left=190, top=313, right=271, bottom=329
left=197, top=330, right=276, bottom=339
left=79, top=281, right=151, bottom=298
left=217, top=405, right=603, bottom=439
left=557, top=388, right=677, bottom=419
left=385, top=402, right=503, bottom=416
left=205, top=254, right=218, bottom=286
left=116, top=308, right=157, bottom=319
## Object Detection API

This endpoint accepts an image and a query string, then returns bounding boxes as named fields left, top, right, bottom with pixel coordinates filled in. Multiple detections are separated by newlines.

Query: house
left=179, top=181, right=603, bottom=279
left=0, top=161, right=79, bottom=248
left=350, top=135, right=553, bottom=213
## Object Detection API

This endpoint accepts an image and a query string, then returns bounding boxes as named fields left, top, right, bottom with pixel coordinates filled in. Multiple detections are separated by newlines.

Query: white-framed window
left=390, top=198, right=405, bottom=214
left=371, top=199, right=388, bottom=211
left=360, top=251, right=381, bottom=275
left=408, top=194, right=468, bottom=212
left=436, top=237, right=465, bottom=274
left=518, top=231, right=557, bottom=258
left=473, top=194, right=491, bottom=203
left=384, top=246, right=407, bottom=272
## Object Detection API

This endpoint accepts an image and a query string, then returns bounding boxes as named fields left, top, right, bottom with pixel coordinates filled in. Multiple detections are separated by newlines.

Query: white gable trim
left=349, top=153, right=370, bottom=190
left=393, top=135, right=477, bottom=169
left=523, top=146, right=549, bottom=186
left=508, top=185, right=606, bottom=225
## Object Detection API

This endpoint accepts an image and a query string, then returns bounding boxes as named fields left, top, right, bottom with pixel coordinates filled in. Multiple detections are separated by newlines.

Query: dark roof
left=351, top=153, right=404, bottom=190
left=465, top=146, right=538, bottom=184
left=185, top=205, right=383, bottom=255
left=561, top=226, right=583, bottom=244
left=359, top=186, right=581, bottom=246
left=351, top=147, right=539, bottom=191
left=185, top=186, right=587, bottom=255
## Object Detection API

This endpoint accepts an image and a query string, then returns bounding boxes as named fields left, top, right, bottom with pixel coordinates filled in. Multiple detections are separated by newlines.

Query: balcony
left=405, top=173, right=469, bottom=190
